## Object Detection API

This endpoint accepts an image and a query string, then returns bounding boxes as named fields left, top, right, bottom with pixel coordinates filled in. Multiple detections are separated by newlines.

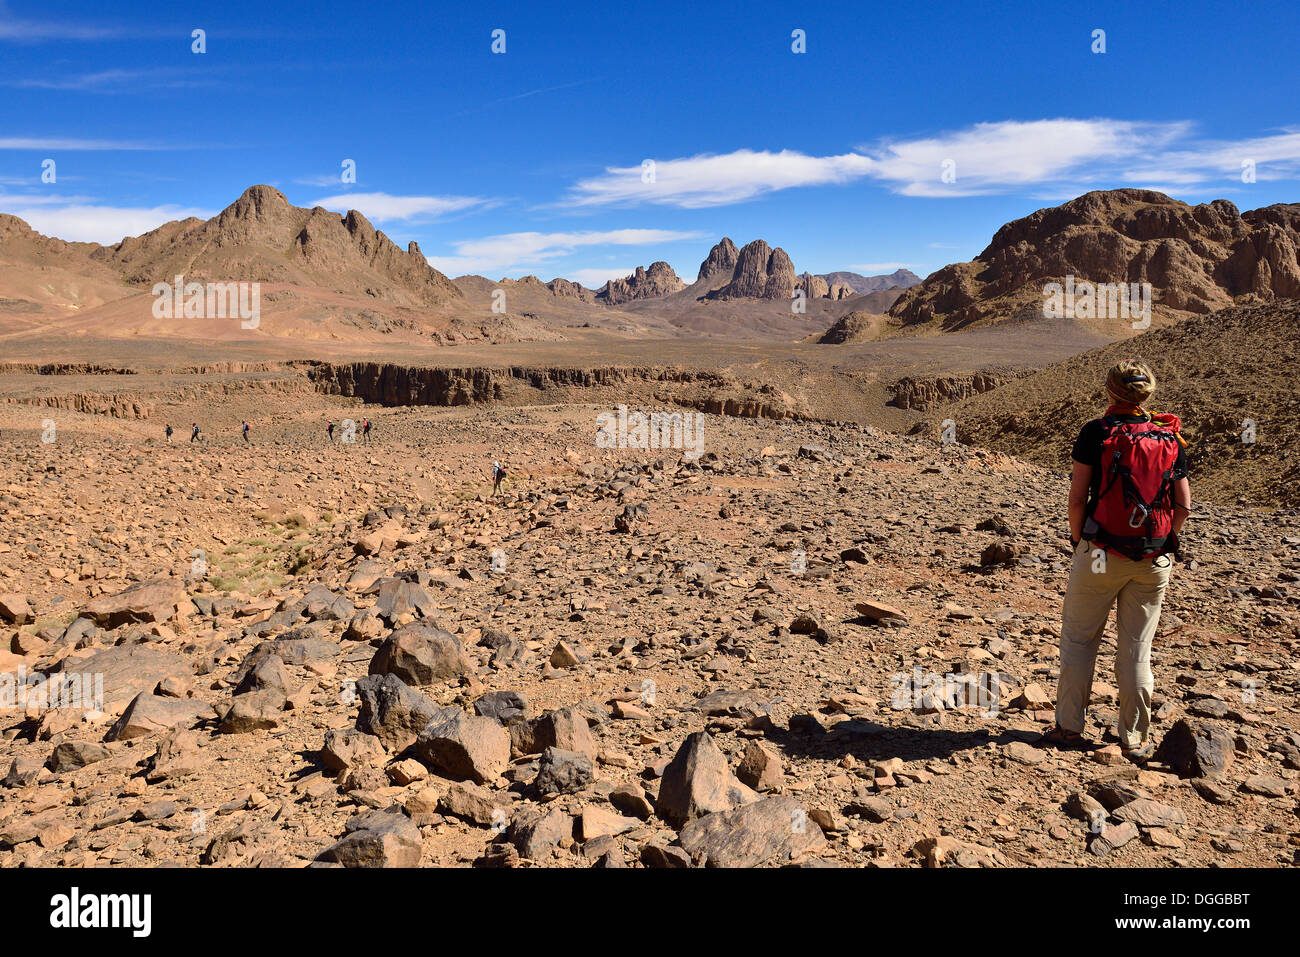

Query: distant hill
left=819, top=269, right=922, bottom=295
left=92, top=185, right=463, bottom=309
left=890, top=189, right=1300, bottom=334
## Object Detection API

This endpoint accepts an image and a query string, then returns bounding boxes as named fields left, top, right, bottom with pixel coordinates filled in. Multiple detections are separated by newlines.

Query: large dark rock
left=1154, top=719, right=1234, bottom=778
left=369, top=620, right=468, bottom=685
left=353, top=673, right=444, bottom=751
left=473, top=690, right=529, bottom=725
left=318, top=807, right=421, bottom=868
left=533, top=747, right=593, bottom=795
left=676, top=795, right=827, bottom=867
left=656, top=731, right=758, bottom=828
left=415, top=710, right=509, bottom=784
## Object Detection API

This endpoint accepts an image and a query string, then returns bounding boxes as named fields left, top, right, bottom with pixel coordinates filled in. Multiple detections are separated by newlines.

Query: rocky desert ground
left=1, top=378, right=1297, bottom=869
left=2, top=178, right=1298, bottom=871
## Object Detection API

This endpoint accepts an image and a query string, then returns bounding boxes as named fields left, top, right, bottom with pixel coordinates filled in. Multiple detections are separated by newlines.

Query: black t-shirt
left=1072, top=414, right=1188, bottom=503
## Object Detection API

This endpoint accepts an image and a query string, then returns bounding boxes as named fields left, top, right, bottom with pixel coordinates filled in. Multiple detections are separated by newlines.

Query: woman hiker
left=1039, top=359, right=1191, bottom=762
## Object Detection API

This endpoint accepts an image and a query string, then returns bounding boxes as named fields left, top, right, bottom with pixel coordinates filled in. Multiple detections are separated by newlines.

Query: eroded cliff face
left=301, top=361, right=800, bottom=419
left=3, top=393, right=153, bottom=419
left=0, top=360, right=806, bottom=422
left=889, top=371, right=1028, bottom=411
left=304, top=363, right=504, bottom=406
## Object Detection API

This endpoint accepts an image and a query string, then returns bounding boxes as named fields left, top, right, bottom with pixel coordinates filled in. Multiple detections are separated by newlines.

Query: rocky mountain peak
left=596, top=260, right=684, bottom=304
left=697, top=237, right=740, bottom=282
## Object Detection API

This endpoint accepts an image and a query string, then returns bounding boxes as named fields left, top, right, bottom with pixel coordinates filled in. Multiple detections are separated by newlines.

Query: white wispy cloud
left=295, top=173, right=351, bottom=188
left=565, top=150, right=873, bottom=208
left=0, top=191, right=96, bottom=206
left=0, top=136, right=174, bottom=150
left=5, top=67, right=217, bottom=92
left=858, top=119, right=1193, bottom=197
left=309, top=191, right=493, bottom=223
left=560, top=122, right=1300, bottom=208
left=427, top=228, right=704, bottom=277
left=0, top=18, right=128, bottom=41
left=2, top=202, right=214, bottom=243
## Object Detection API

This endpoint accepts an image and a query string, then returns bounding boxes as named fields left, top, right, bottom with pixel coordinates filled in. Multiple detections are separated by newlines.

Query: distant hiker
left=165, top=424, right=174, bottom=443
left=241, top=421, right=250, bottom=444
left=1040, top=360, right=1190, bottom=762
left=492, top=460, right=507, bottom=496
left=327, top=420, right=335, bottom=443
left=362, top=417, right=371, bottom=444
left=190, top=422, right=200, bottom=444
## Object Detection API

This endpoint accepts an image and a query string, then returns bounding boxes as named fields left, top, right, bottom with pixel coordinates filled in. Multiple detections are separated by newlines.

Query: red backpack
left=1083, top=412, right=1182, bottom=560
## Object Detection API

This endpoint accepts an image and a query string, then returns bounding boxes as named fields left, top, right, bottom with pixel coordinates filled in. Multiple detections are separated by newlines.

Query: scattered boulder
left=353, top=673, right=444, bottom=751
left=736, top=740, right=784, bottom=791
left=369, top=620, right=469, bottom=685
left=1153, top=719, right=1234, bottom=778
left=219, top=690, right=286, bottom=733
left=655, top=731, right=759, bottom=828
left=509, top=806, right=574, bottom=860
left=48, top=740, right=111, bottom=772
left=533, top=747, right=594, bottom=795
left=473, top=690, right=529, bottom=725
left=439, top=781, right=511, bottom=827
left=106, top=693, right=214, bottom=742
left=416, top=710, right=510, bottom=784
left=0, top=594, right=32, bottom=625
left=321, top=728, right=386, bottom=773
left=318, top=807, right=421, bottom=868
left=83, top=579, right=188, bottom=628
left=676, top=795, right=826, bottom=867
left=512, top=707, right=597, bottom=758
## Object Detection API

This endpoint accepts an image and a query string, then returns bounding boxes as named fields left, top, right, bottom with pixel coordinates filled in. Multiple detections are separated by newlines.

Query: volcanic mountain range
left=1, top=185, right=1297, bottom=346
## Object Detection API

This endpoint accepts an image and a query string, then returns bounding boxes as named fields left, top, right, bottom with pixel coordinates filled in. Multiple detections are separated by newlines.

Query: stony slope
left=1, top=398, right=1297, bottom=868
left=0, top=215, right=135, bottom=325
left=909, top=300, right=1300, bottom=507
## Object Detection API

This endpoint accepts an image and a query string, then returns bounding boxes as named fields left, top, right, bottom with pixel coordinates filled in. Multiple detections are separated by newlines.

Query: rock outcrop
left=890, top=189, right=1300, bottom=329
left=889, top=371, right=1028, bottom=410
left=816, top=311, right=883, bottom=344
left=596, top=262, right=684, bottom=304
left=708, top=240, right=797, bottom=300
left=697, top=237, right=740, bottom=283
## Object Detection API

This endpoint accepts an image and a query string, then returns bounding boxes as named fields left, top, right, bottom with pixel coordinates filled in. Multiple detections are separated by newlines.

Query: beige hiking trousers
left=1055, top=540, right=1173, bottom=748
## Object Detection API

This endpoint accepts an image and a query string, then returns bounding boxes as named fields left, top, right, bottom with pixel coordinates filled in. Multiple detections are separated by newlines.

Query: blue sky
left=2, top=0, right=1298, bottom=286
